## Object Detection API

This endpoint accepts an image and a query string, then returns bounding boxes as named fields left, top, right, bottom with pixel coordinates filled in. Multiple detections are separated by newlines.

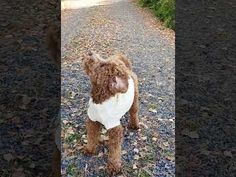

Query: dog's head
left=82, top=51, right=129, bottom=94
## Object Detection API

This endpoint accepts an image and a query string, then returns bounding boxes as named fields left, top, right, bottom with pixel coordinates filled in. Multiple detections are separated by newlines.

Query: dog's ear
left=109, top=76, right=128, bottom=93
left=82, top=51, right=106, bottom=76
left=81, top=52, right=97, bottom=75
left=116, top=54, right=132, bottom=70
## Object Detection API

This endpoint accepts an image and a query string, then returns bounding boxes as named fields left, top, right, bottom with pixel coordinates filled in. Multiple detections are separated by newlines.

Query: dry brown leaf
left=133, top=164, right=138, bottom=169
left=134, top=155, right=140, bottom=160
left=181, top=128, right=199, bottom=139
left=163, top=141, right=169, bottom=147
left=139, top=122, right=148, bottom=129
left=98, top=152, right=103, bottom=157
left=98, top=166, right=104, bottom=170
left=122, top=150, right=127, bottom=155
left=141, top=136, right=147, bottom=140
left=224, top=151, right=233, bottom=157
left=152, top=137, right=158, bottom=141
left=149, top=108, right=157, bottom=113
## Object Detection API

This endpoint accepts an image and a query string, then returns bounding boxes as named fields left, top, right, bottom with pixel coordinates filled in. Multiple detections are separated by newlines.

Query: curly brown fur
left=107, top=125, right=123, bottom=176
left=83, top=119, right=102, bottom=154
left=82, top=52, right=135, bottom=104
left=91, top=62, right=129, bottom=104
left=110, top=53, right=133, bottom=70
left=82, top=52, right=140, bottom=175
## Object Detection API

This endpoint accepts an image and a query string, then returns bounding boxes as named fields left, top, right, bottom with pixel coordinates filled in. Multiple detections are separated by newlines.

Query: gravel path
left=61, top=0, right=175, bottom=176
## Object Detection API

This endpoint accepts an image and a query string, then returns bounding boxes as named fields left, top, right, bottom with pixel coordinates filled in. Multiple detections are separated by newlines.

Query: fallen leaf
left=133, top=148, right=139, bottom=153
left=122, top=150, right=127, bottom=155
left=169, top=118, right=174, bottom=122
left=139, top=122, right=148, bottom=129
left=166, top=155, right=175, bottom=161
left=153, top=132, right=159, bottom=138
left=201, top=150, right=210, bottom=156
left=224, top=151, right=233, bottom=157
left=141, top=136, right=147, bottom=141
left=3, top=153, right=14, bottom=161
left=34, top=137, right=43, bottom=145
left=19, top=105, right=26, bottom=110
left=98, top=166, right=104, bottom=170
left=134, top=155, right=139, bottom=160
left=22, top=141, right=29, bottom=145
left=149, top=108, right=157, bottom=113
left=163, top=141, right=169, bottom=147
left=133, top=164, right=138, bottom=169
left=67, top=127, right=75, bottom=134
left=77, top=146, right=83, bottom=150
left=139, top=152, right=145, bottom=157
left=152, top=137, right=158, bottom=141
left=98, top=152, right=103, bottom=157
left=63, top=120, right=69, bottom=124
left=30, top=163, right=35, bottom=168
left=22, top=95, right=31, bottom=105
left=181, top=129, right=199, bottom=139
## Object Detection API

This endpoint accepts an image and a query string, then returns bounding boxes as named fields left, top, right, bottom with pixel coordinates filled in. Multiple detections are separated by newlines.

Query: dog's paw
left=82, top=145, right=96, bottom=155
left=106, top=162, right=122, bottom=176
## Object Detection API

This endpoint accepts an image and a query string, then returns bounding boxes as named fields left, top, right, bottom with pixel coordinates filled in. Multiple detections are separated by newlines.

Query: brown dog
left=82, top=52, right=140, bottom=175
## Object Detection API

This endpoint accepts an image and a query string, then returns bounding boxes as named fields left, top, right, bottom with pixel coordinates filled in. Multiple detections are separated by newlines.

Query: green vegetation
left=139, top=0, right=175, bottom=29
left=138, top=168, right=152, bottom=177
left=67, top=164, right=77, bottom=176
left=65, top=132, right=80, bottom=144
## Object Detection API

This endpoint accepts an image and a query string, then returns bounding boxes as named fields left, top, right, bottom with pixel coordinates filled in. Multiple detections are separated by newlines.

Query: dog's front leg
left=107, top=125, right=123, bottom=176
left=83, top=118, right=101, bottom=154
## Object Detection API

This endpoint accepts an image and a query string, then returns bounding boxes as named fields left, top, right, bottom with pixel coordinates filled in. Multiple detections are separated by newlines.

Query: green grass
left=139, top=0, right=175, bottom=30
left=65, top=132, right=80, bottom=144
left=138, top=169, right=152, bottom=177
left=148, top=103, right=159, bottom=109
left=67, top=164, right=77, bottom=176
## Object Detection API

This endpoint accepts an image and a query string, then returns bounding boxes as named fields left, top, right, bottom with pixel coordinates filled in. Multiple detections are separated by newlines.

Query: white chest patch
left=87, top=78, right=135, bottom=130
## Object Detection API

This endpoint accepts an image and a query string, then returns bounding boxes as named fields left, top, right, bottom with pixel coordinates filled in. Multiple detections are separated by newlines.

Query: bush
left=139, top=0, right=175, bottom=30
